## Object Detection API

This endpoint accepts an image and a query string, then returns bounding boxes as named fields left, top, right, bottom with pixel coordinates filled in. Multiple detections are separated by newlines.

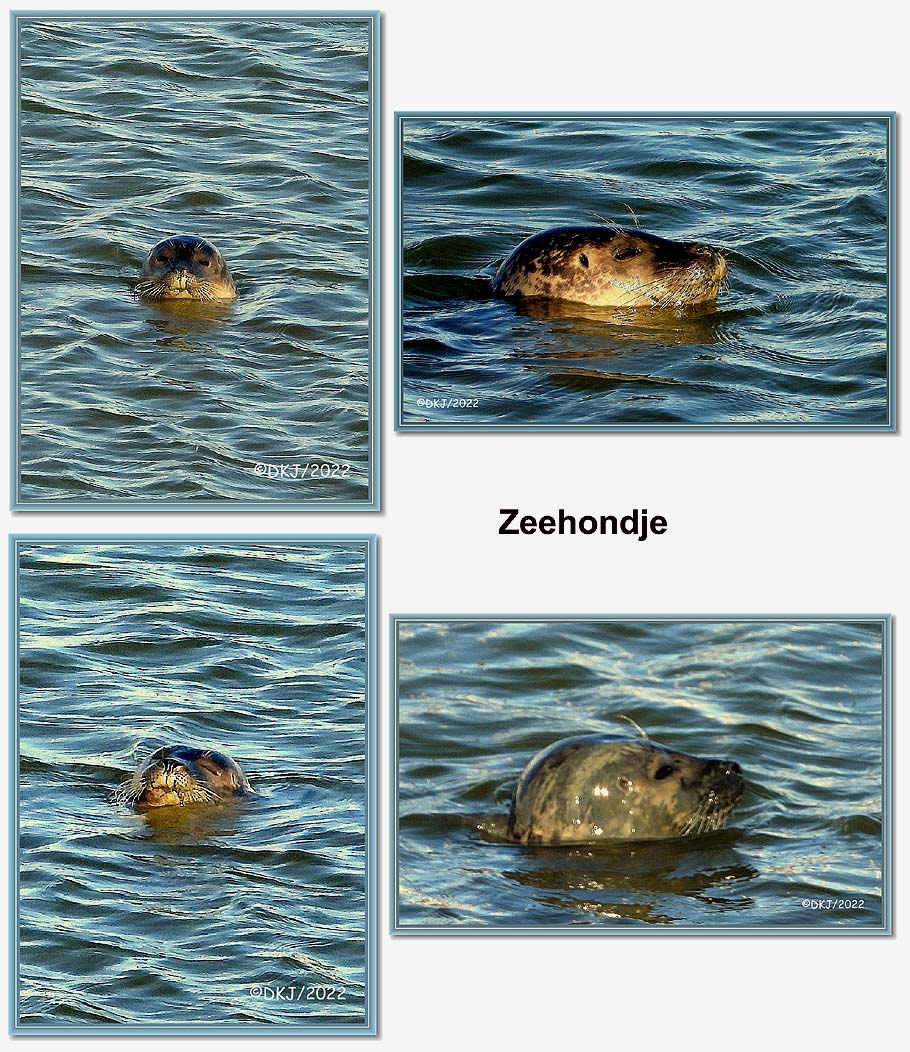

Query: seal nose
left=709, top=759, right=743, bottom=781
left=692, top=244, right=727, bottom=280
left=165, top=267, right=191, bottom=288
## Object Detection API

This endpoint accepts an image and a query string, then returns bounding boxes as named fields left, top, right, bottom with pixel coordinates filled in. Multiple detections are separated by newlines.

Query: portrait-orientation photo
left=396, top=113, right=894, bottom=432
left=392, top=618, right=890, bottom=932
left=12, top=538, right=376, bottom=1034
left=13, top=14, right=378, bottom=509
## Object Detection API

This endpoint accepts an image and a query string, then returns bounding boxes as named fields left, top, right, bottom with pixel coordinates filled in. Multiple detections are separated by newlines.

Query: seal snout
left=686, top=241, right=727, bottom=275
left=165, top=267, right=192, bottom=287
left=706, top=758, right=745, bottom=799
left=145, top=759, right=187, bottom=787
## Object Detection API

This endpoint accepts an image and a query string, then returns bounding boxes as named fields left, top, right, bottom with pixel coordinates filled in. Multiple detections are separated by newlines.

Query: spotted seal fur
left=493, top=225, right=727, bottom=309
left=507, top=733, right=744, bottom=845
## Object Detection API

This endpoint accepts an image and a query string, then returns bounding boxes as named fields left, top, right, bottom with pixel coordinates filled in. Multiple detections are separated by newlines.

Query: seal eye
left=614, top=248, right=643, bottom=261
left=654, top=765, right=674, bottom=780
left=198, top=258, right=211, bottom=267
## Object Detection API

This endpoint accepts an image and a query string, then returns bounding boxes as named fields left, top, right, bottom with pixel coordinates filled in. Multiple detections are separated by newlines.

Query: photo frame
left=11, top=535, right=377, bottom=1033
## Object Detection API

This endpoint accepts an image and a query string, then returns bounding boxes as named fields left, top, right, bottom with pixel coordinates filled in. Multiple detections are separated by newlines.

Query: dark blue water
left=399, top=116, right=891, bottom=429
left=395, top=619, right=886, bottom=930
left=15, top=540, right=372, bottom=1029
left=17, top=16, right=375, bottom=505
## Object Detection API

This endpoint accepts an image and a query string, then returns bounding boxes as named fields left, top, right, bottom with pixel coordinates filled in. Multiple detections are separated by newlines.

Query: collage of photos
left=6, top=6, right=898, bottom=1044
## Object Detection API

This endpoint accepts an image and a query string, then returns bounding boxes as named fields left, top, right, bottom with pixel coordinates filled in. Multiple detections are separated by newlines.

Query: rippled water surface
left=399, top=116, right=891, bottom=429
left=395, top=620, right=887, bottom=930
left=15, top=541, right=372, bottom=1030
left=17, top=16, right=375, bottom=505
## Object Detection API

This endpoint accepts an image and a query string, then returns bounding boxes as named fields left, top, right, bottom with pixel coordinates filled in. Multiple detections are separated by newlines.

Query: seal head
left=507, top=734, right=744, bottom=845
left=117, top=745, right=252, bottom=810
left=134, top=235, right=237, bottom=302
left=493, top=225, right=727, bottom=309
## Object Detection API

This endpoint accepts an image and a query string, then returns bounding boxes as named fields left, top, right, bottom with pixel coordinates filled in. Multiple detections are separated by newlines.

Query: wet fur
left=493, top=225, right=727, bottom=309
left=114, top=745, right=252, bottom=810
left=507, top=734, right=743, bottom=845
left=134, top=235, right=236, bottom=302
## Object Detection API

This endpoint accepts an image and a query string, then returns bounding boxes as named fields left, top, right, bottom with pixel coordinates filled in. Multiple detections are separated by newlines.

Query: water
left=395, top=619, right=886, bottom=930
left=14, top=541, right=372, bottom=1030
left=16, top=16, right=375, bottom=505
left=399, top=116, right=891, bottom=429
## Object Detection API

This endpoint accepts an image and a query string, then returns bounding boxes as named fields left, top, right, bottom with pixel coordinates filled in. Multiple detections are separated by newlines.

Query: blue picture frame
left=10, top=534, right=377, bottom=1034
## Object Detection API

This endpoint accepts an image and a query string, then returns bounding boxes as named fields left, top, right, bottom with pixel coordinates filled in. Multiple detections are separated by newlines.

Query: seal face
left=507, top=734, right=744, bottom=845
left=492, top=226, right=727, bottom=309
left=134, top=235, right=237, bottom=302
left=116, top=745, right=252, bottom=810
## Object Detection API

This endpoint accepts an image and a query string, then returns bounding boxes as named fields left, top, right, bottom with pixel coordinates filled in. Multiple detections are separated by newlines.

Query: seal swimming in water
left=493, top=225, right=727, bottom=309
left=115, top=745, right=252, bottom=810
left=507, top=733, right=743, bottom=845
left=134, top=235, right=237, bottom=302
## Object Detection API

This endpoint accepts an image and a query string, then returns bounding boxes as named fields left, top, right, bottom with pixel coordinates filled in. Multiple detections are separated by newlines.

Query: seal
left=115, top=745, right=253, bottom=810
left=134, top=235, right=237, bottom=302
left=507, top=733, right=744, bottom=845
left=492, top=225, right=727, bottom=309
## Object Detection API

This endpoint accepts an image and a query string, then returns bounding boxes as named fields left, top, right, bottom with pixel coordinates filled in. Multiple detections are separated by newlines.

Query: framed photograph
left=396, top=113, right=895, bottom=432
left=391, top=616, right=890, bottom=933
left=13, top=13, right=379, bottom=509
left=11, top=536, right=377, bottom=1034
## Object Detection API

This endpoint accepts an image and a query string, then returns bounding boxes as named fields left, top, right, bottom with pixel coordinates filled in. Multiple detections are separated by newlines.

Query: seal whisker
left=621, top=204, right=641, bottom=229
left=112, top=779, right=143, bottom=805
left=614, top=714, right=649, bottom=739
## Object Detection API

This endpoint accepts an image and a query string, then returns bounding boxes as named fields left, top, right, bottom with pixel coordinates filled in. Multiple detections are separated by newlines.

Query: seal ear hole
left=578, top=253, right=589, bottom=268
left=654, top=764, right=675, bottom=781
left=614, top=248, right=643, bottom=261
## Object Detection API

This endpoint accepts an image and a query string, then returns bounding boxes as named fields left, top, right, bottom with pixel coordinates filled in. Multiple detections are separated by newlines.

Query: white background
left=1, top=0, right=905, bottom=1048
